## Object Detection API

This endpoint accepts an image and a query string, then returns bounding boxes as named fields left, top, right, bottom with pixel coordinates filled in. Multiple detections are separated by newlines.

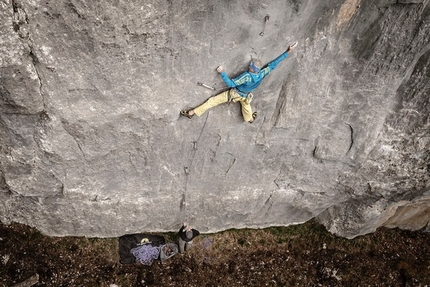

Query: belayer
left=181, top=42, right=298, bottom=123
left=178, top=222, right=200, bottom=253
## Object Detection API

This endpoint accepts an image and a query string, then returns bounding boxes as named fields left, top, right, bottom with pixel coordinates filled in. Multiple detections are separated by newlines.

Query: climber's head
left=249, top=59, right=262, bottom=73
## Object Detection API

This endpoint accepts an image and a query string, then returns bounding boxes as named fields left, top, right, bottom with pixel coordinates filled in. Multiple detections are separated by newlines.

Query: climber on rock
left=181, top=42, right=298, bottom=123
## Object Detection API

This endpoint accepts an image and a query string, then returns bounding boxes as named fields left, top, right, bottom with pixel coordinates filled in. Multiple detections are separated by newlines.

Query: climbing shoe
left=249, top=112, right=258, bottom=123
left=180, top=110, right=194, bottom=119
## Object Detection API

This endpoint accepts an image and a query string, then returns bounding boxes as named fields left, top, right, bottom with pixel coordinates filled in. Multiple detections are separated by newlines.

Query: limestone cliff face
left=0, top=0, right=429, bottom=238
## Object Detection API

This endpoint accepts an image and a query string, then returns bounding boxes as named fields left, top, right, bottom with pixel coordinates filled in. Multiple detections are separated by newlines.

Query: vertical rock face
left=0, top=0, right=429, bottom=238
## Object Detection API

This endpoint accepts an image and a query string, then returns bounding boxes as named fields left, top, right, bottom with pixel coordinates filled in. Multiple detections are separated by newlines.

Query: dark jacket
left=178, top=225, right=200, bottom=242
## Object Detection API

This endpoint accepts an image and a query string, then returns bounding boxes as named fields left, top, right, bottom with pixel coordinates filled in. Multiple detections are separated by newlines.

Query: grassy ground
left=1, top=220, right=429, bottom=286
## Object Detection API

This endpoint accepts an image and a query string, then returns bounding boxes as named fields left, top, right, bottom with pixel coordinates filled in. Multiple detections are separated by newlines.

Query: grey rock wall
left=0, top=0, right=429, bottom=238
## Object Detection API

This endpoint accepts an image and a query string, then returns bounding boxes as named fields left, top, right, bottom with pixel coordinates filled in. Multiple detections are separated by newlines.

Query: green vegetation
left=1, top=220, right=429, bottom=286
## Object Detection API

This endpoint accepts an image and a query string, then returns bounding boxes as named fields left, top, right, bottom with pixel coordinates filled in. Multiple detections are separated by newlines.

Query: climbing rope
left=131, top=245, right=160, bottom=265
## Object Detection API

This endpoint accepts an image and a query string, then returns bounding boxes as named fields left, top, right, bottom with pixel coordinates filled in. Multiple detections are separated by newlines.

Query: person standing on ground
left=181, top=42, right=298, bottom=123
left=178, top=222, right=200, bottom=253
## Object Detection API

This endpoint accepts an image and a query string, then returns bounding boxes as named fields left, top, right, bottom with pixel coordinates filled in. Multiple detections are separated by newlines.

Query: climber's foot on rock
left=180, top=110, right=195, bottom=119
left=249, top=112, right=258, bottom=123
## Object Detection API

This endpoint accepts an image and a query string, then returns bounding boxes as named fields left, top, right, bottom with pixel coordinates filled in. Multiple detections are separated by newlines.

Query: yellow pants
left=194, top=89, right=253, bottom=122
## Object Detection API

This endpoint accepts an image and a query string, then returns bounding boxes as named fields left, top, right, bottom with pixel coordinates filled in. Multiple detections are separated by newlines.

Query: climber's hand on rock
left=216, top=66, right=223, bottom=73
left=287, top=42, right=298, bottom=52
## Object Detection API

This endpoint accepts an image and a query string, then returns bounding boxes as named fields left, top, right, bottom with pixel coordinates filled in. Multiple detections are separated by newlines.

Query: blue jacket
left=220, top=51, right=289, bottom=95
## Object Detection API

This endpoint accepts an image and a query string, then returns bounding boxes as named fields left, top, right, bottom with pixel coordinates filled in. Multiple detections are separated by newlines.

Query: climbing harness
left=245, top=93, right=253, bottom=104
left=227, top=89, right=232, bottom=104
left=227, top=89, right=254, bottom=104
left=259, top=14, right=270, bottom=36
left=234, top=88, right=249, bottom=98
